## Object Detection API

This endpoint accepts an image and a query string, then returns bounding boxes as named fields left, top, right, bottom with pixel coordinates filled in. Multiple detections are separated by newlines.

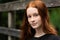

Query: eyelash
left=27, top=13, right=39, bottom=18
left=34, top=14, right=38, bottom=16
left=27, top=16, right=31, bottom=18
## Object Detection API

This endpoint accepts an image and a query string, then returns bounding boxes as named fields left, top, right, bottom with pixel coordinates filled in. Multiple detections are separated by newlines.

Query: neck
left=34, top=27, right=46, bottom=37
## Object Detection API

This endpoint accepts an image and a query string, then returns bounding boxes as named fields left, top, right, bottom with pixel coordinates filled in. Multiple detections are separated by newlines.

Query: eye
left=27, top=15, right=31, bottom=18
left=34, top=13, right=39, bottom=16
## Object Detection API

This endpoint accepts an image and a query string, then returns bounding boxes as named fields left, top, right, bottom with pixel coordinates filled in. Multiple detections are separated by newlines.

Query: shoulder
left=47, top=34, right=60, bottom=40
left=30, top=34, right=60, bottom=40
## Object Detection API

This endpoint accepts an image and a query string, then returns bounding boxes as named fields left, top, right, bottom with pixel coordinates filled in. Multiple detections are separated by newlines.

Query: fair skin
left=27, top=7, right=46, bottom=38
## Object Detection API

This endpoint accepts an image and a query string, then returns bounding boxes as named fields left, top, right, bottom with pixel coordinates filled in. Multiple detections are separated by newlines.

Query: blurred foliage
left=0, top=12, right=8, bottom=27
left=16, top=10, right=25, bottom=29
left=0, top=33, right=8, bottom=40
left=48, top=7, right=60, bottom=35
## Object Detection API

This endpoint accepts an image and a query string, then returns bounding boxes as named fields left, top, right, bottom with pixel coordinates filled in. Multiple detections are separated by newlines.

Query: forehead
left=27, top=7, right=38, bottom=15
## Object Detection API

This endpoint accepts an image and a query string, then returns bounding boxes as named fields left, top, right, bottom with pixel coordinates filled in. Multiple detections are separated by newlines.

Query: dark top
left=30, top=34, right=60, bottom=40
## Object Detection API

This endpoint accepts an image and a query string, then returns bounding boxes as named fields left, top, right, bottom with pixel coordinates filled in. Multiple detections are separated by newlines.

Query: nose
left=30, top=17, right=35, bottom=23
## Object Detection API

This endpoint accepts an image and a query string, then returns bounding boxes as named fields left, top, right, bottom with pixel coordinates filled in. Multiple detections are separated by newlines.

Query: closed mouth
left=31, top=23, right=37, bottom=26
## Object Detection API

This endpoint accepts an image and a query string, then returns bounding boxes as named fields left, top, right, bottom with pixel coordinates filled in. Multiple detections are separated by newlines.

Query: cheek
left=36, top=16, right=41, bottom=22
left=28, top=18, right=30, bottom=23
left=36, top=17, right=42, bottom=25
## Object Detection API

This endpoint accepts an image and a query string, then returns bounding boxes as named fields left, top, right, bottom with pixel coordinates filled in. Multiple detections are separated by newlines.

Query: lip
left=31, top=23, right=37, bottom=26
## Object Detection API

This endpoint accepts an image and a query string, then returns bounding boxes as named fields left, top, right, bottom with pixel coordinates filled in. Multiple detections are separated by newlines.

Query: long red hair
left=20, top=0, right=57, bottom=40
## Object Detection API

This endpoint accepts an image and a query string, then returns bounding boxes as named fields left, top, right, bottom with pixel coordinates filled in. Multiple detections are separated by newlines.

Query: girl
left=20, top=0, right=60, bottom=40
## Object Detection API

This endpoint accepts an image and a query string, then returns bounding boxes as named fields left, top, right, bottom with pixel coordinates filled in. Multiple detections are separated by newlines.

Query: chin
left=32, top=26, right=39, bottom=29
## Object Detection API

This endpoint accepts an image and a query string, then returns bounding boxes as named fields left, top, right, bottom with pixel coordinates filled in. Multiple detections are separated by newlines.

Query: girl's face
left=27, top=7, right=42, bottom=29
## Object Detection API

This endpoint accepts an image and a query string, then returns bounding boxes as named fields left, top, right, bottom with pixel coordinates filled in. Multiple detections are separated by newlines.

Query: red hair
left=20, top=0, right=57, bottom=40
